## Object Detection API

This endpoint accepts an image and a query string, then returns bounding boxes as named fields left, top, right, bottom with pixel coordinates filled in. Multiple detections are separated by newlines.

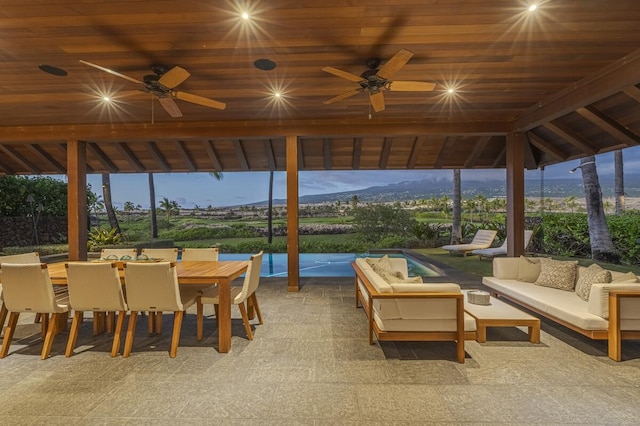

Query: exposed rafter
left=234, top=140, right=249, bottom=171
left=576, top=106, right=640, bottom=147
left=464, top=136, right=490, bottom=169
left=87, top=143, right=118, bottom=173
left=543, top=122, right=598, bottom=155
left=203, top=140, right=223, bottom=171
left=115, top=142, right=144, bottom=172
left=352, top=138, right=362, bottom=170
left=379, top=138, right=392, bottom=169
left=527, top=132, right=568, bottom=162
left=174, top=141, right=196, bottom=172
left=0, top=145, right=41, bottom=174
left=146, top=141, right=171, bottom=172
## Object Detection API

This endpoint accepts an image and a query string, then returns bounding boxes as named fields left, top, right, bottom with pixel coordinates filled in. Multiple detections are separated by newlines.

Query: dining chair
left=139, top=248, right=179, bottom=334
left=122, top=262, right=202, bottom=358
left=100, top=248, right=138, bottom=259
left=0, top=263, right=70, bottom=359
left=196, top=251, right=263, bottom=341
left=0, top=252, right=41, bottom=329
left=140, top=248, right=179, bottom=261
left=65, top=262, right=128, bottom=357
left=180, top=247, right=219, bottom=261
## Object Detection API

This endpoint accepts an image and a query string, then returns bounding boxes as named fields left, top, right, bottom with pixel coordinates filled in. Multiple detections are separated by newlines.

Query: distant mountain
left=250, top=173, right=640, bottom=206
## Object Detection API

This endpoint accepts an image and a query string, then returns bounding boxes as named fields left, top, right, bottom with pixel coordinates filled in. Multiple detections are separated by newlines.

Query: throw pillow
left=378, top=269, right=404, bottom=283
left=517, top=256, right=542, bottom=282
left=534, top=258, right=578, bottom=291
left=575, top=263, right=612, bottom=301
left=611, top=271, right=639, bottom=283
left=367, top=255, right=393, bottom=276
left=401, top=276, right=424, bottom=284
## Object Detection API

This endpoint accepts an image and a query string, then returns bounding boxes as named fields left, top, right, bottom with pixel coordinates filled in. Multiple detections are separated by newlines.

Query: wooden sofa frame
left=352, top=261, right=471, bottom=363
left=488, top=288, right=640, bottom=361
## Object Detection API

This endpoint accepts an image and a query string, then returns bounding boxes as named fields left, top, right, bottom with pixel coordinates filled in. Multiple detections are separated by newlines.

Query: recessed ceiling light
left=241, top=12, right=249, bottom=20
left=38, top=64, right=68, bottom=76
left=528, top=4, right=538, bottom=12
left=274, top=92, right=281, bottom=98
left=447, top=88, right=455, bottom=94
left=102, top=96, right=111, bottom=102
left=254, top=58, right=277, bottom=71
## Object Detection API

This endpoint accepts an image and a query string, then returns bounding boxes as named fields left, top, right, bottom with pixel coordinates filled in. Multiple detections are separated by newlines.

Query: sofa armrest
left=608, top=291, right=640, bottom=361
left=587, top=283, right=640, bottom=319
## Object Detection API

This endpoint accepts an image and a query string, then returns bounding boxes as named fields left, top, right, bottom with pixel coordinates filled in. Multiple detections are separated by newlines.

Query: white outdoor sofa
left=352, top=256, right=476, bottom=363
left=482, top=256, right=640, bottom=361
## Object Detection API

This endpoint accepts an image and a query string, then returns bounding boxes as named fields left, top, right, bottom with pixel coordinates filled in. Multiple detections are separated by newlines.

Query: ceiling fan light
left=254, top=58, right=277, bottom=71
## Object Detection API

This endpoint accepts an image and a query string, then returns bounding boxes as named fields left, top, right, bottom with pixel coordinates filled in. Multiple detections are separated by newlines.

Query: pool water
left=217, top=252, right=441, bottom=278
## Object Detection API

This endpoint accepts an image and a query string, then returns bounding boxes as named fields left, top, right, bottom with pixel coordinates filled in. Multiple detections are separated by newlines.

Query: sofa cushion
left=611, top=271, right=639, bottom=283
left=535, top=258, right=578, bottom=291
left=517, top=256, right=542, bottom=282
left=366, top=255, right=393, bottom=275
left=575, top=264, right=612, bottom=301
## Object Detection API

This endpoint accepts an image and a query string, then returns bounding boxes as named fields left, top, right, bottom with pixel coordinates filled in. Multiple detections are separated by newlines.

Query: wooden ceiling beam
left=352, top=138, right=362, bottom=170
left=379, top=138, right=391, bottom=169
left=0, top=120, right=511, bottom=143
left=0, top=144, right=41, bottom=174
left=323, top=138, right=332, bottom=170
left=527, top=132, right=568, bottom=161
left=434, top=137, right=452, bottom=169
left=0, top=156, right=16, bottom=175
left=116, top=142, right=145, bottom=172
left=492, top=146, right=506, bottom=168
left=543, top=122, right=598, bottom=155
left=26, top=144, right=66, bottom=173
left=622, top=86, right=640, bottom=103
left=203, top=141, right=223, bottom=171
left=522, top=136, right=538, bottom=170
left=87, top=143, right=118, bottom=173
left=174, top=141, right=196, bottom=172
left=464, top=136, right=490, bottom=168
left=515, top=48, right=640, bottom=132
left=576, top=106, right=640, bottom=146
left=146, top=141, right=171, bottom=172
left=407, top=137, right=424, bottom=169
left=234, top=140, right=249, bottom=171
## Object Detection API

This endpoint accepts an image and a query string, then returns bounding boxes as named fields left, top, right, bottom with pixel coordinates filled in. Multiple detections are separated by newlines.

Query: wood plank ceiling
left=1, top=0, right=640, bottom=175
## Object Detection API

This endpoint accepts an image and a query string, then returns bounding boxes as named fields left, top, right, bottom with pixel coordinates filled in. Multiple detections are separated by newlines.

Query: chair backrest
left=524, top=230, right=534, bottom=249
left=65, top=262, right=127, bottom=312
left=180, top=247, right=219, bottom=261
left=235, top=251, right=263, bottom=303
left=141, top=248, right=179, bottom=261
left=123, top=262, right=183, bottom=312
left=101, top=248, right=138, bottom=260
left=0, top=252, right=40, bottom=264
left=470, top=230, right=497, bottom=246
left=0, top=263, right=63, bottom=313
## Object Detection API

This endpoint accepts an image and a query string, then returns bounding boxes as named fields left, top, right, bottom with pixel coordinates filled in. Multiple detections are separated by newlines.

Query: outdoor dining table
left=46, top=260, right=249, bottom=353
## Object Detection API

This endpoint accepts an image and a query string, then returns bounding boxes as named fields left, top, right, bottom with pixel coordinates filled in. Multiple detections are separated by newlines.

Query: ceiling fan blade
left=158, top=97, right=183, bottom=118
left=158, top=66, right=190, bottom=89
left=376, top=49, right=414, bottom=80
left=173, top=91, right=227, bottom=110
left=387, top=81, right=436, bottom=92
left=323, top=88, right=363, bottom=105
left=322, top=66, right=364, bottom=83
left=369, top=91, right=385, bottom=112
left=79, top=60, right=141, bottom=85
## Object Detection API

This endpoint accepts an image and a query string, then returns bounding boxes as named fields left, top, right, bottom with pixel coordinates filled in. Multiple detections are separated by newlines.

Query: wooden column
left=286, top=135, right=300, bottom=292
left=506, top=133, right=526, bottom=257
left=67, top=140, right=87, bottom=261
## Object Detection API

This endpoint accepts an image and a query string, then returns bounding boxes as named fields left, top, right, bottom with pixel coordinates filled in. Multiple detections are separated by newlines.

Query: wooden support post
left=286, top=135, right=300, bottom=292
left=67, top=140, right=87, bottom=261
left=506, top=133, right=526, bottom=257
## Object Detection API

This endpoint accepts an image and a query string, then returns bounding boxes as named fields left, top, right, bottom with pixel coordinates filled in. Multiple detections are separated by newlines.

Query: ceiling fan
left=322, top=49, right=435, bottom=112
left=79, top=60, right=226, bottom=117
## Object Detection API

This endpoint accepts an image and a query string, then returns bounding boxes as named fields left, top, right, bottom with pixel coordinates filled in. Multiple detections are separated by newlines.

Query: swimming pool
left=217, top=252, right=441, bottom=278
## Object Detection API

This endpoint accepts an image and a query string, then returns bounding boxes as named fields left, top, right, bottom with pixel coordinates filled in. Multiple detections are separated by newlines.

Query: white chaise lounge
left=441, top=229, right=497, bottom=257
left=472, top=230, right=534, bottom=260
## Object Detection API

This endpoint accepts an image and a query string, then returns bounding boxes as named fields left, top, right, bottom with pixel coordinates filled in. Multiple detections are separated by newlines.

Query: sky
left=84, top=145, right=640, bottom=209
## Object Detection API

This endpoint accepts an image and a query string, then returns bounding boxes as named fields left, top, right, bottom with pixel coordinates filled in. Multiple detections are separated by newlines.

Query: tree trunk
left=614, top=150, right=625, bottom=215
left=148, top=173, right=158, bottom=238
left=580, top=157, right=619, bottom=262
left=451, top=169, right=462, bottom=244
left=101, top=173, right=121, bottom=234
left=267, top=170, right=274, bottom=244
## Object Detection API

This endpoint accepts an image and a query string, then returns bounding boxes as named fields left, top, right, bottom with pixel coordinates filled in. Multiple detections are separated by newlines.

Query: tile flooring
left=0, top=276, right=640, bottom=424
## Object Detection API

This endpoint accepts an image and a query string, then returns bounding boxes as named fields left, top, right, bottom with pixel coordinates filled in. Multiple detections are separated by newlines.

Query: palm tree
left=451, top=169, right=462, bottom=244
left=579, top=156, right=619, bottom=262
left=614, top=150, right=625, bottom=214
left=123, top=201, right=135, bottom=222
left=148, top=173, right=158, bottom=238
left=159, top=197, right=179, bottom=221
left=101, top=173, right=121, bottom=234
left=351, top=195, right=360, bottom=210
